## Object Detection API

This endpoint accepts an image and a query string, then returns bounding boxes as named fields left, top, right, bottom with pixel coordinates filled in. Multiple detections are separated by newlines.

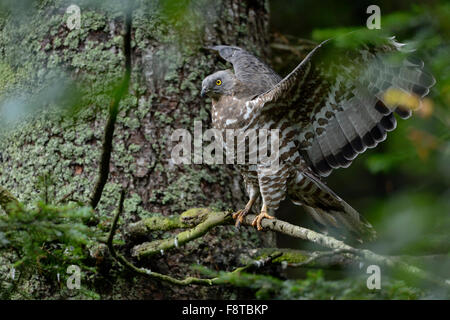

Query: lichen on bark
left=0, top=0, right=275, bottom=299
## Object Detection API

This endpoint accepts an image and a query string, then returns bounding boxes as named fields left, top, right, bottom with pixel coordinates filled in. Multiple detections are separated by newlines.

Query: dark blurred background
left=270, top=0, right=437, bottom=37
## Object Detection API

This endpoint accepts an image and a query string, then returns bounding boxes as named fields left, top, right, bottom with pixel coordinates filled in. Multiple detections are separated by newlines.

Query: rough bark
left=0, top=0, right=275, bottom=299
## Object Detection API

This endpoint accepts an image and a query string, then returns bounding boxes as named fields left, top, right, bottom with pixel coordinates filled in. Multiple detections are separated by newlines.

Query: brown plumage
left=201, top=36, right=435, bottom=241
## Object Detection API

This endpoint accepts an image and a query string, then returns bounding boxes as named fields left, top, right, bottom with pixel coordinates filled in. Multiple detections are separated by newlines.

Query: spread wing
left=252, top=36, right=435, bottom=176
left=209, top=45, right=282, bottom=95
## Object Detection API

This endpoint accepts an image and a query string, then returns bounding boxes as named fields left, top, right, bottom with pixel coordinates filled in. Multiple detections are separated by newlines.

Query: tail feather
left=304, top=204, right=377, bottom=242
left=293, top=171, right=377, bottom=242
left=334, top=200, right=377, bottom=241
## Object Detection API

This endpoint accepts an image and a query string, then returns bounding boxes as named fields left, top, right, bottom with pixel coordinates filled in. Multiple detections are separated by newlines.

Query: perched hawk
left=200, top=36, right=435, bottom=240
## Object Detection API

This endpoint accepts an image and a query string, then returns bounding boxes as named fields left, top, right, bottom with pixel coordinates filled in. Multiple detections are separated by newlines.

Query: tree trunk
left=0, top=0, right=275, bottom=299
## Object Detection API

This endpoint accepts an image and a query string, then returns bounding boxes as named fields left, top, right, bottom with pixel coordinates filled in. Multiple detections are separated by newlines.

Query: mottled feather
left=202, top=35, right=435, bottom=241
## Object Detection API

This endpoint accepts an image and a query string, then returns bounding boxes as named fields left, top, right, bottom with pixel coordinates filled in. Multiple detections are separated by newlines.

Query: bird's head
left=201, top=69, right=236, bottom=99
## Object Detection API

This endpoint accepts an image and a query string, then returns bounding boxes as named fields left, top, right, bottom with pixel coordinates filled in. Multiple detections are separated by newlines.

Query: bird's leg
left=251, top=203, right=274, bottom=231
left=232, top=195, right=257, bottom=228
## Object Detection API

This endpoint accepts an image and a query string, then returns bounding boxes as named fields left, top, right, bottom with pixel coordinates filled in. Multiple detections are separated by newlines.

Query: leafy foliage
left=0, top=202, right=101, bottom=299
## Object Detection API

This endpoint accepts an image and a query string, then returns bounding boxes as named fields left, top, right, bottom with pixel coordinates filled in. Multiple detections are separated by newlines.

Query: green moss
left=272, top=251, right=308, bottom=264
left=180, top=207, right=210, bottom=225
left=142, top=215, right=183, bottom=231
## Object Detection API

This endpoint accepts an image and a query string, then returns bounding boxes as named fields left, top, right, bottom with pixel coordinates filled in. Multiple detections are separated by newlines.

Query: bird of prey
left=200, top=35, right=435, bottom=240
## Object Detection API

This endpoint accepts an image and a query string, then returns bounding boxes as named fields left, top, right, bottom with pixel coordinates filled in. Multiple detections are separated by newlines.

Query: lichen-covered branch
left=242, top=213, right=450, bottom=289
left=131, top=209, right=232, bottom=258
left=126, top=208, right=213, bottom=237
left=129, top=208, right=450, bottom=290
left=0, top=186, right=20, bottom=215
left=252, top=248, right=358, bottom=269
left=107, top=190, right=215, bottom=285
left=286, top=249, right=358, bottom=268
left=108, top=199, right=279, bottom=286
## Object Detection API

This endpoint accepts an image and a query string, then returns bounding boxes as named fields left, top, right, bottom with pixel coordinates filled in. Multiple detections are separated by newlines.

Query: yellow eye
left=216, top=79, right=222, bottom=86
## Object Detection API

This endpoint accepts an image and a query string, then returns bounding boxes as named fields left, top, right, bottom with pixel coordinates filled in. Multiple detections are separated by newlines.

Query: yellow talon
left=232, top=196, right=257, bottom=228
left=232, top=209, right=248, bottom=227
left=251, top=209, right=274, bottom=231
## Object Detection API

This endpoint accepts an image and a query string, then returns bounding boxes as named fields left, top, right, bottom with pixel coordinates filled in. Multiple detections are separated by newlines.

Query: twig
left=106, top=190, right=126, bottom=250
left=90, top=8, right=132, bottom=209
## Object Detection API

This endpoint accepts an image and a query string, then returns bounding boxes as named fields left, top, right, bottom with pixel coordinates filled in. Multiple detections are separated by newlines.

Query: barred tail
left=292, top=171, right=377, bottom=242
left=304, top=204, right=376, bottom=242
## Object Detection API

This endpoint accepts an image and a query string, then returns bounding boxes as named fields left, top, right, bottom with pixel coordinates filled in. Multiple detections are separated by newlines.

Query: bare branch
left=90, top=8, right=132, bottom=209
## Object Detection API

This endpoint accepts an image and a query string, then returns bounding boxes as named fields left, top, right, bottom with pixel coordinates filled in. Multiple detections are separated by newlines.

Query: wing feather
left=252, top=35, right=435, bottom=176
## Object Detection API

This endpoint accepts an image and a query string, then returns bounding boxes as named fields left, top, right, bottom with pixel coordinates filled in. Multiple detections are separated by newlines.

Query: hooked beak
left=200, top=87, right=207, bottom=98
